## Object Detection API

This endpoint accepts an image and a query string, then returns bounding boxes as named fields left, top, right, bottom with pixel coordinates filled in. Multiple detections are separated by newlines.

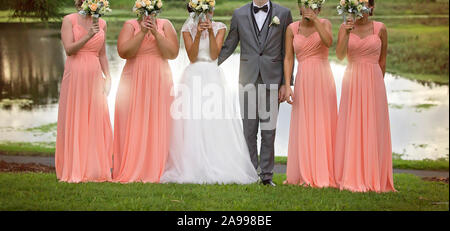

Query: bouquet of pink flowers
left=79, top=0, right=112, bottom=21
left=336, top=0, right=370, bottom=22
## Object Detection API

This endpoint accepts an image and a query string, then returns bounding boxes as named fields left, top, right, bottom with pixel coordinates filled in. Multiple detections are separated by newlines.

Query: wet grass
left=24, top=123, right=57, bottom=133
left=389, top=103, right=439, bottom=111
left=0, top=172, right=447, bottom=211
left=389, top=104, right=404, bottom=109
left=414, top=103, right=438, bottom=109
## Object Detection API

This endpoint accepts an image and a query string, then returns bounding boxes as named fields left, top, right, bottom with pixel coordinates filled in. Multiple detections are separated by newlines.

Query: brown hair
left=75, top=0, right=83, bottom=10
left=369, top=0, right=374, bottom=16
left=186, top=3, right=194, bottom=13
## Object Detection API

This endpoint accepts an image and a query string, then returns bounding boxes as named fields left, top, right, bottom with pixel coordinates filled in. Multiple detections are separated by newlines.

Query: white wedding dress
left=160, top=17, right=259, bottom=184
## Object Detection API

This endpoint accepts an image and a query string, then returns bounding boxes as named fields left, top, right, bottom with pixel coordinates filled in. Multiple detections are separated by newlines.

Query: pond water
left=0, top=23, right=448, bottom=160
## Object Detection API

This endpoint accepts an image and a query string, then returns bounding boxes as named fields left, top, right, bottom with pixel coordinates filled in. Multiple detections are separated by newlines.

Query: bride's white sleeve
left=213, top=22, right=227, bottom=35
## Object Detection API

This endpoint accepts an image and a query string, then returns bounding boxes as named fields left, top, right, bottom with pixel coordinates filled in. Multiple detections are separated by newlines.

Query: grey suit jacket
left=218, top=1, right=293, bottom=86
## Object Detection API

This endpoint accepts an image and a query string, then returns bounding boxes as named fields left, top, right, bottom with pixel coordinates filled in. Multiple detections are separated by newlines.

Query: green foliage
left=8, top=0, right=62, bottom=21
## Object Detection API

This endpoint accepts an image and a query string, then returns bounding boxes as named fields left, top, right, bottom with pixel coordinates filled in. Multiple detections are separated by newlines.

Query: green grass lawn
left=275, top=156, right=450, bottom=171
left=0, top=142, right=56, bottom=156
left=0, top=172, right=447, bottom=211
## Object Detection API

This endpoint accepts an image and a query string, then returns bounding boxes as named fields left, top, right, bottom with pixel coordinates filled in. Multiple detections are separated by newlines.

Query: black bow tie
left=253, top=5, right=268, bottom=14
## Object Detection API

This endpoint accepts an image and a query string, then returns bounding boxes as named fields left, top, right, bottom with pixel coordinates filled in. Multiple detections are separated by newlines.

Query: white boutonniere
left=269, top=16, right=280, bottom=27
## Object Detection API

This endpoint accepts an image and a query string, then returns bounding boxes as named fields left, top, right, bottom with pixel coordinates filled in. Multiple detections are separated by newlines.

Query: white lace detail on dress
left=181, top=15, right=227, bottom=62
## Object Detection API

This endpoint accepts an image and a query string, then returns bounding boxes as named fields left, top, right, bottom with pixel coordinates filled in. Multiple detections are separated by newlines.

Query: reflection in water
left=0, top=23, right=64, bottom=105
left=0, top=24, right=448, bottom=160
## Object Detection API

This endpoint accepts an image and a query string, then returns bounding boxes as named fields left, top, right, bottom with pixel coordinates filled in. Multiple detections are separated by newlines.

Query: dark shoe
left=262, top=180, right=276, bottom=187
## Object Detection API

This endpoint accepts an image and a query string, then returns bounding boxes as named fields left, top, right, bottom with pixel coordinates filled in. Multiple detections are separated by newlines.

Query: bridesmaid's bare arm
left=99, top=23, right=112, bottom=95
left=379, top=24, right=388, bottom=77
left=336, top=21, right=354, bottom=60
left=61, top=16, right=98, bottom=56
left=283, top=25, right=295, bottom=104
left=313, top=18, right=333, bottom=48
left=150, top=20, right=179, bottom=60
left=117, top=19, right=150, bottom=59
left=99, top=24, right=111, bottom=77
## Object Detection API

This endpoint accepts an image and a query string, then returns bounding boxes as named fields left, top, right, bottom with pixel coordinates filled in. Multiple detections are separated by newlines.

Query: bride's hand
left=197, top=21, right=206, bottom=33
left=203, top=18, right=213, bottom=33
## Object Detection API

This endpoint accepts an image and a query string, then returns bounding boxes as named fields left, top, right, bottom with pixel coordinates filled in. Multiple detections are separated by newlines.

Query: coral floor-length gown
left=334, top=21, right=396, bottom=192
left=113, top=19, right=174, bottom=183
left=285, top=20, right=338, bottom=188
left=55, top=13, right=113, bottom=183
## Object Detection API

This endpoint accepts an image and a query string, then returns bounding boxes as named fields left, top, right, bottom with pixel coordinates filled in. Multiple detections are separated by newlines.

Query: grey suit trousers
left=239, top=75, right=279, bottom=181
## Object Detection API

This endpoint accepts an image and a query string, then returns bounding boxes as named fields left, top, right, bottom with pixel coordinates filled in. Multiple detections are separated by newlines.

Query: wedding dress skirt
left=161, top=60, right=259, bottom=184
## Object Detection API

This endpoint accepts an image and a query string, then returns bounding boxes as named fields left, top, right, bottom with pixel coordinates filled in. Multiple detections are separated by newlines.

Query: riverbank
left=0, top=141, right=448, bottom=171
left=0, top=171, right=447, bottom=211
left=0, top=0, right=448, bottom=84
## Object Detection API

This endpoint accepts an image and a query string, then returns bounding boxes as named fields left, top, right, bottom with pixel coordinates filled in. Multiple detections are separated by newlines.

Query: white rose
left=202, top=4, right=209, bottom=10
left=270, top=16, right=280, bottom=26
left=149, top=5, right=154, bottom=10
left=192, top=0, right=198, bottom=4
left=274, top=17, right=280, bottom=24
left=141, top=1, right=146, bottom=7
left=311, top=3, right=318, bottom=9
left=157, top=1, right=162, bottom=8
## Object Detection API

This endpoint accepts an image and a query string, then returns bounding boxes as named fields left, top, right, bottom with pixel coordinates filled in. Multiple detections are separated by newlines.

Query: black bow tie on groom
left=253, top=5, right=268, bottom=13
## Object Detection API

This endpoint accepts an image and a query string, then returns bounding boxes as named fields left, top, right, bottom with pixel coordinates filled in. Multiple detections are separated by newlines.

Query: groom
left=218, top=0, right=293, bottom=186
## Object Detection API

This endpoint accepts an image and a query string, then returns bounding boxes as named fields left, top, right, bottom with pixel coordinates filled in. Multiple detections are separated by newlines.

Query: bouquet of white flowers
left=79, top=0, right=112, bottom=22
left=133, top=0, right=163, bottom=19
left=297, top=0, right=326, bottom=21
left=298, top=0, right=326, bottom=10
left=337, top=0, right=370, bottom=22
left=188, top=0, right=216, bottom=21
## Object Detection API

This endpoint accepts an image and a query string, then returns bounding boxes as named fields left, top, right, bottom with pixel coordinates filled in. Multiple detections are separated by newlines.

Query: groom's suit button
left=259, top=53, right=263, bottom=56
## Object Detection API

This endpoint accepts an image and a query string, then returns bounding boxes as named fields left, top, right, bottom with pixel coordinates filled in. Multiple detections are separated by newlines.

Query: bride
left=160, top=7, right=259, bottom=184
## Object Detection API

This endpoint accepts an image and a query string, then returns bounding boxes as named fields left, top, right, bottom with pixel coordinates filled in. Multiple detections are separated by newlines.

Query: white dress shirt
left=253, top=1, right=270, bottom=31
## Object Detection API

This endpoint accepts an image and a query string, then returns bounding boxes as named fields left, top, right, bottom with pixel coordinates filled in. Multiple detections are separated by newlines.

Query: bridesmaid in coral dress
left=113, top=15, right=179, bottom=183
left=334, top=0, right=395, bottom=192
left=56, top=3, right=113, bottom=182
left=282, top=6, right=337, bottom=188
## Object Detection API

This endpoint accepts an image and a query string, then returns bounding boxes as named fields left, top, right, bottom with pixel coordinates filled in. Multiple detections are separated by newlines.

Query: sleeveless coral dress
left=113, top=19, right=174, bottom=183
left=55, top=13, right=113, bottom=183
left=285, top=20, right=338, bottom=188
left=334, top=21, right=396, bottom=192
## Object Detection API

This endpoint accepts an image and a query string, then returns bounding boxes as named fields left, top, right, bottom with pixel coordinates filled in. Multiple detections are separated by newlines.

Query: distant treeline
left=0, top=0, right=187, bottom=21
left=0, top=0, right=74, bottom=20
